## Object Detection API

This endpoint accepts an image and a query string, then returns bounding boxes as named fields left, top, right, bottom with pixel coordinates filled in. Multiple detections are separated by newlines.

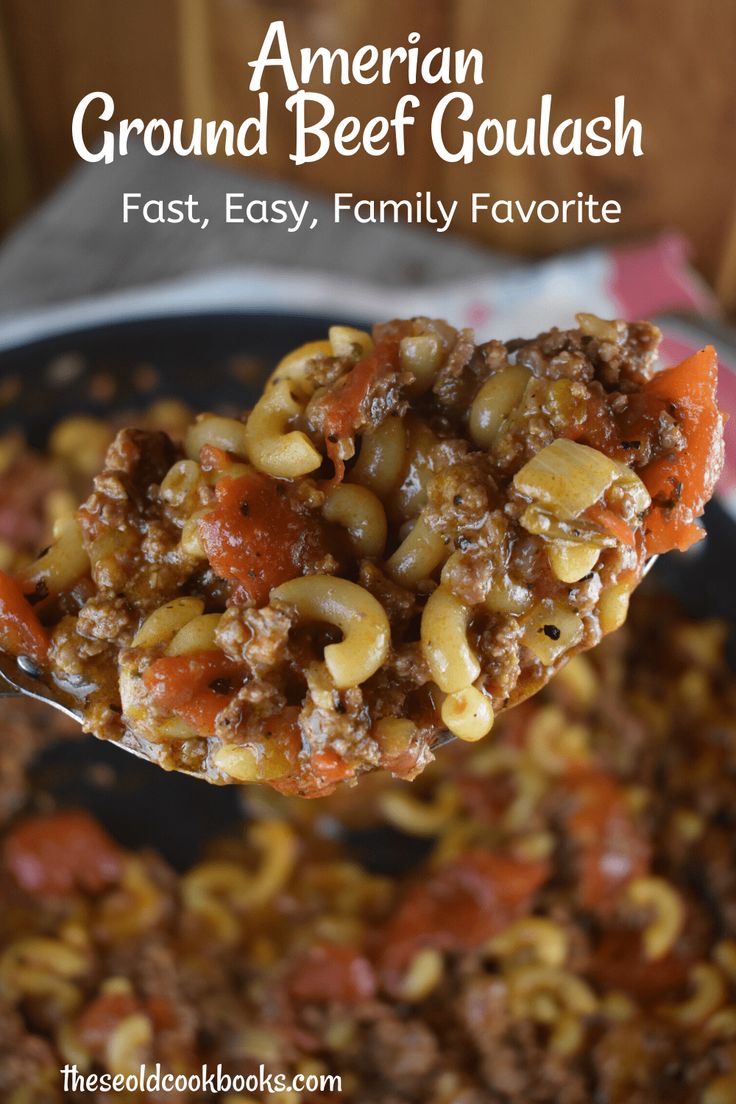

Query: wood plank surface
left=0, top=0, right=734, bottom=302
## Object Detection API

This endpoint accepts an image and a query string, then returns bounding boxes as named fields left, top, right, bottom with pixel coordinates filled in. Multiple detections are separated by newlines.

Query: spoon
left=0, top=556, right=660, bottom=779
left=0, top=651, right=203, bottom=776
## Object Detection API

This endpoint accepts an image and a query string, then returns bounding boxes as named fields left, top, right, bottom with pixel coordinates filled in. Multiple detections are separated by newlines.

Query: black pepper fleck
left=542, top=624, right=561, bottom=640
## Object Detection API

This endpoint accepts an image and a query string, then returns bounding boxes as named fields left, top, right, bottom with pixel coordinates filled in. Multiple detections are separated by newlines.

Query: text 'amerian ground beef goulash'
left=0, top=315, right=725, bottom=795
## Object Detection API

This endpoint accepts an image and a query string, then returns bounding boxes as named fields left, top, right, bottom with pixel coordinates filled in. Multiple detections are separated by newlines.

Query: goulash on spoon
left=0, top=314, right=725, bottom=795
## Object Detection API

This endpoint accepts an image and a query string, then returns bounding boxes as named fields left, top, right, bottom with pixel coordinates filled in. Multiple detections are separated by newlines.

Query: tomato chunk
left=0, top=569, right=49, bottom=663
left=290, top=943, right=377, bottom=1003
left=270, top=742, right=355, bottom=799
left=585, top=502, right=637, bottom=549
left=143, top=650, right=242, bottom=737
left=380, top=851, right=549, bottom=977
left=199, top=471, right=328, bottom=606
left=641, top=347, right=724, bottom=554
left=566, top=770, right=650, bottom=912
left=77, top=991, right=175, bottom=1054
left=4, top=810, right=123, bottom=896
left=590, top=928, right=692, bottom=1003
left=321, top=337, right=402, bottom=481
left=77, top=992, right=142, bottom=1052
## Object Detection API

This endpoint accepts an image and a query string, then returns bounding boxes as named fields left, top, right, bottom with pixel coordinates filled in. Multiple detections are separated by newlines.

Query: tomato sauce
left=565, top=389, right=621, bottom=456
left=321, top=337, right=402, bottom=481
left=77, top=992, right=142, bottom=1052
left=590, top=928, right=692, bottom=1003
left=77, top=991, right=176, bottom=1054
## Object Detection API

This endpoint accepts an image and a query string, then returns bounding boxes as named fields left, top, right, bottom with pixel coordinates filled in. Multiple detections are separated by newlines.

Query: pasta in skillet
left=0, top=314, right=725, bottom=794
left=2, top=596, right=736, bottom=1103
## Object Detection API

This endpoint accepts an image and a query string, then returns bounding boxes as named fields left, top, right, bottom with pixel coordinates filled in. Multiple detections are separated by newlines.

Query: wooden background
left=1, top=0, right=735, bottom=305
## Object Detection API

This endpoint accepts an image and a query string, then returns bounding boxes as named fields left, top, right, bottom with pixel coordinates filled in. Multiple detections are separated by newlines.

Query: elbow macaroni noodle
left=322, top=484, right=388, bottom=558
left=271, top=575, right=390, bottom=689
left=244, top=379, right=322, bottom=478
left=421, top=586, right=480, bottom=694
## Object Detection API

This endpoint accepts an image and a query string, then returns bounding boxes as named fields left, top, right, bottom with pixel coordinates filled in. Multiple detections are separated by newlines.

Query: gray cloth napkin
left=0, top=147, right=512, bottom=316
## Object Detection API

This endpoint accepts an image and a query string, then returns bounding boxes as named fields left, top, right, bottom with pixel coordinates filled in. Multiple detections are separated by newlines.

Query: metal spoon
left=0, top=650, right=209, bottom=777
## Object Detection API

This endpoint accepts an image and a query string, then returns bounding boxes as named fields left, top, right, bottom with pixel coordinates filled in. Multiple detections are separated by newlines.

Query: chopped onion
left=514, top=438, right=650, bottom=522
left=519, top=505, right=613, bottom=546
left=514, top=439, right=621, bottom=518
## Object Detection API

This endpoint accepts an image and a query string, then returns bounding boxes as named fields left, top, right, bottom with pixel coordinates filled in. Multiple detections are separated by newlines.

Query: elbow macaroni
left=19, top=517, right=89, bottom=595
left=350, top=416, right=407, bottom=498
left=469, top=363, right=530, bottom=448
left=386, top=514, right=446, bottom=587
left=271, top=575, right=390, bottom=689
left=244, top=379, right=322, bottom=478
left=185, top=414, right=249, bottom=461
left=421, top=586, right=480, bottom=693
left=322, top=484, right=388, bottom=558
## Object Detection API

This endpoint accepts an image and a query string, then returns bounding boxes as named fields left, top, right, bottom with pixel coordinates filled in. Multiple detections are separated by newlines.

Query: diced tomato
left=77, top=992, right=142, bottom=1052
left=380, top=851, right=549, bottom=978
left=146, top=995, right=177, bottom=1031
left=565, top=389, right=620, bottom=456
left=566, top=770, right=650, bottom=913
left=321, top=337, right=402, bottom=481
left=77, top=991, right=175, bottom=1054
left=0, top=569, right=49, bottom=663
left=455, top=774, right=516, bottom=825
left=311, top=748, right=355, bottom=786
left=3, top=810, right=123, bottom=897
left=199, top=444, right=233, bottom=472
left=640, top=347, right=724, bottom=555
left=290, top=943, right=377, bottom=1003
left=590, top=928, right=692, bottom=1003
left=586, top=502, right=637, bottom=549
left=270, top=743, right=354, bottom=799
left=199, top=471, right=328, bottom=606
left=143, top=650, right=243, bottom=737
